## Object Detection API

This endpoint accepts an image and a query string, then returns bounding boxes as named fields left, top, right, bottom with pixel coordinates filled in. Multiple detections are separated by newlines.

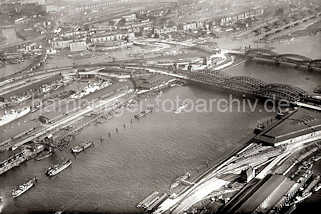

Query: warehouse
left=255, top=108, right=321, bottom=147
left=227, top=175, right=295, bottom=214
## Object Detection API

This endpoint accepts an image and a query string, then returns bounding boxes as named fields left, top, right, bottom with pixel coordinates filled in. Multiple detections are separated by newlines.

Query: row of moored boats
left=10, top=141, right=94, bottom=199
left=11, top=159, right=72, bottom=199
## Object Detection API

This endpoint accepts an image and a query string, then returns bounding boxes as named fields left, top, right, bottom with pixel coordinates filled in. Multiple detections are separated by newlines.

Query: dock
left=137, top=192, right=168, bottom=212
left=0, top=143, right=44, bottom=176
left=137, top=191, right=160, bottom=209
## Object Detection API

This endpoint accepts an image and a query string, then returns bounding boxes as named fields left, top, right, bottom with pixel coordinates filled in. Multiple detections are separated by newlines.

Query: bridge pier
left=273, top=59, right=280, bottom=66
left=307, top=64, right=313, bottom=71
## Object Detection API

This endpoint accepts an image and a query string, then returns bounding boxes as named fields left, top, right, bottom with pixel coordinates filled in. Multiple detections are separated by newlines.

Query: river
left=0, top=35, right=320, bottom=214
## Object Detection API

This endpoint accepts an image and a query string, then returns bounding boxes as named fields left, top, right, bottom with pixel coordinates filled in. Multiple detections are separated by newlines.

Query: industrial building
left=223, top=175, right=296, bottom=214
left=255, top=108, right=321, bottom=147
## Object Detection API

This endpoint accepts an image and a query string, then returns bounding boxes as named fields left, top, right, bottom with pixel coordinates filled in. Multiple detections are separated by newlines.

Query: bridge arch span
left=277, top=54, right=312, bottom=62
left=245, top=48, right=277, bottom=57
left=228, top=76, right=266, bottom=92
left=263, top=83, right=307, bottom=101
left=309, top=59, right=321, bottom=68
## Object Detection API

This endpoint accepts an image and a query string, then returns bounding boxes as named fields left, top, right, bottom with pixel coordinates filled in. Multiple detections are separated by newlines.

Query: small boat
left=314, top=183, right=321, bottom=192
left=294, top=192, right=312, bottom=204
left=12, top=177, right=37, bottom=198
left=46, top=160, right=72, bottom=177
left=134, top=108, right=153, bottom=119
left=0, top=196, right=4, bottom=212
left=71, top=141, right=93, bottom=154
left=174, top=103, right=188, bottom=114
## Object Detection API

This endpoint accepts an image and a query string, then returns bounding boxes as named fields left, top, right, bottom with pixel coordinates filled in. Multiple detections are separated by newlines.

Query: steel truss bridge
left=1, top=57, right=307, bottom=103
left=66, top=61, right=309, bottom=102
left=172, top=68, right=307, bottom=102
left=243, top=48, right=321, bottom=70
left=118, top=63, right=309, bottom=102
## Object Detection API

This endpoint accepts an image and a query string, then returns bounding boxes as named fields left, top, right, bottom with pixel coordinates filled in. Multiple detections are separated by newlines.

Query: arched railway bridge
left=70, top=61, right=309, bottom=102
left=141, top=65, right=309, bottom=102
left=243, top=48, right=321, bottom=70
left=181, top=71, right=308, bottom=101
left=4, top=58, right=307, bottom=103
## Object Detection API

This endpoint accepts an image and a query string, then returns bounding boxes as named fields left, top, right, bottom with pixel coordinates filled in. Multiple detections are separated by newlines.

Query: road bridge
left=240, top=49, right=321, bottom=71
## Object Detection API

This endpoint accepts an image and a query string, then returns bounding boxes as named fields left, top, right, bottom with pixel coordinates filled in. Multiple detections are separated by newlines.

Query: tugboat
left=12, top=177, right=37, bottom=198
left=46, top=160, right=72, bottom=177
left=71, top=141, right=93, bottom=154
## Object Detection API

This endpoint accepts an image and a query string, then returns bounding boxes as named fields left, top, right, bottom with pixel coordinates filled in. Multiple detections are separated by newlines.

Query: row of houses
left=172, top=8, right=264, bottom=33
left=76, top=0, right=128, bottom=12
left=219, top=8, right=265, bottom=26
left=91, top=32, right=135, bottom=44
left=154, top=26, right=178, bottom=35
left=52, top=32, right=135, bottom=51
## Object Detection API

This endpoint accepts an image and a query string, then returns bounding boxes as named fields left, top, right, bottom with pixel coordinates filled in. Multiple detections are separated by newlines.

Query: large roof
left=235, top=175, right=295, bottom=214
left=255, top=108, right=321, bottom=145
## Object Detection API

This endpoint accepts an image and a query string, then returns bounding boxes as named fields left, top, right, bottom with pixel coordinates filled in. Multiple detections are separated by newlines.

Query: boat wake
left=174, top=103, right=189, bottom=114
left=0, top=195, right=5, bottom=213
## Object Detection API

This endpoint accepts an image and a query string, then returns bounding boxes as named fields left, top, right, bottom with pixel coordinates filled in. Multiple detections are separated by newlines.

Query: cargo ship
left=71, top=141, right=93, bottom=154
left=12, top=177, right=37, bottom=198
left=46, top=159, right=72, bottom=177
left=70, top=81, right=112, bottom=99
left=0, top=107, right=31, bottom=127
left=0, top=144, right=44, bottom=176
